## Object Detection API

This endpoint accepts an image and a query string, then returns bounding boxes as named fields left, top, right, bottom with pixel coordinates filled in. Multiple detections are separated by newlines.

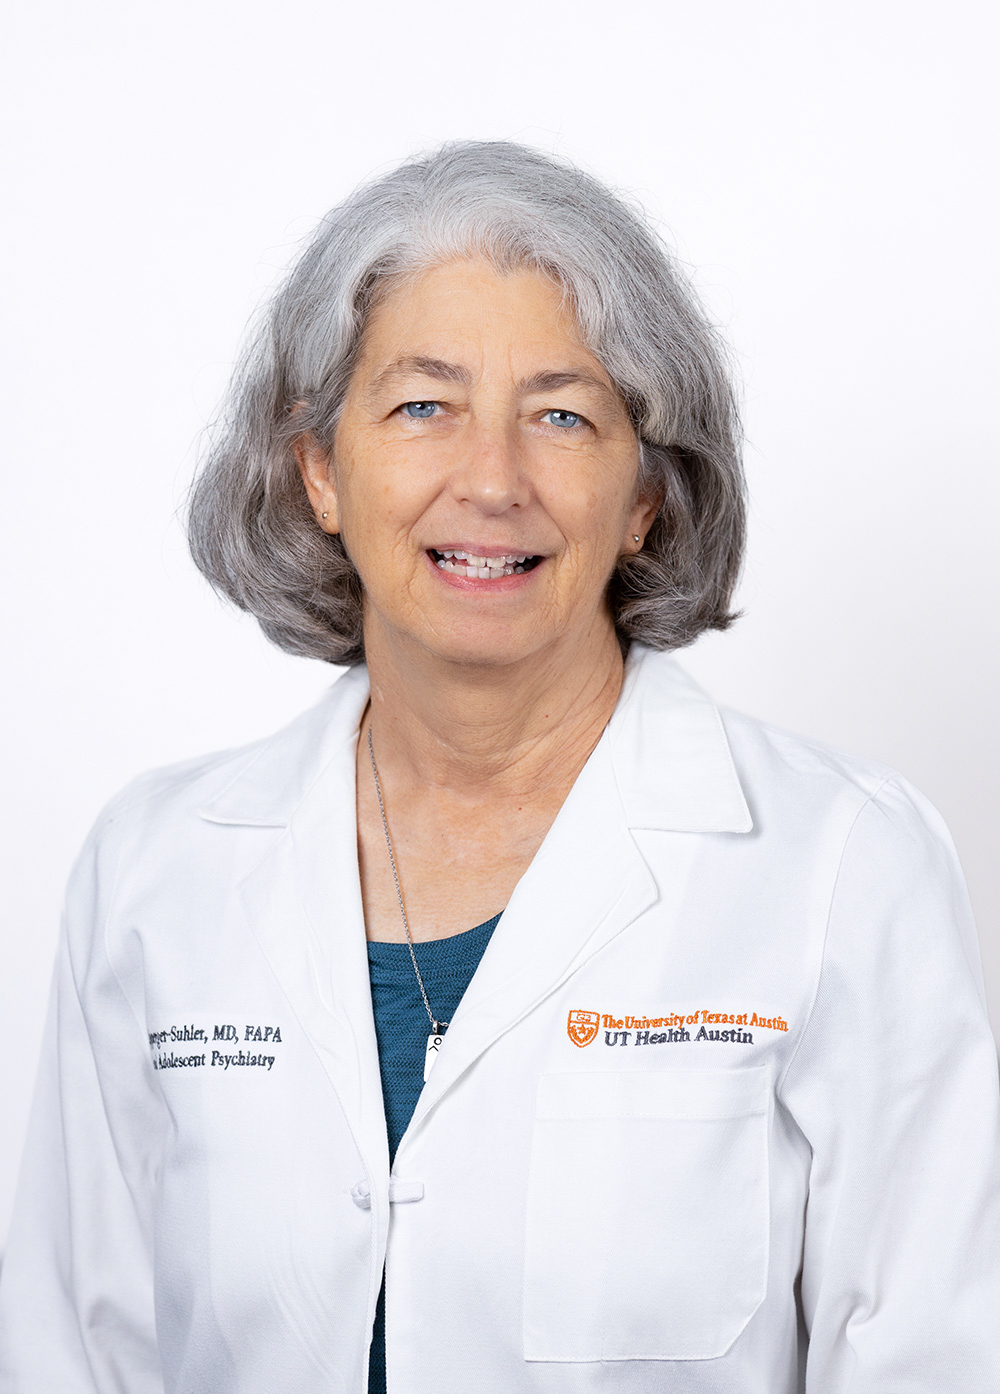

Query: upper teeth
left=437, top=550, right=532, bottom=566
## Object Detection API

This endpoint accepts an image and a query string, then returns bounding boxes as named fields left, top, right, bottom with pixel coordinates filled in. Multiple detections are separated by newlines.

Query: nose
left=448, top=416, right=531, bottom=516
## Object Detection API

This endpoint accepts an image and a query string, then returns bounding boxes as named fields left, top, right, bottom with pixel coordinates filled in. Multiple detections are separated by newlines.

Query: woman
left=1, top=140, right=997, bottom=1393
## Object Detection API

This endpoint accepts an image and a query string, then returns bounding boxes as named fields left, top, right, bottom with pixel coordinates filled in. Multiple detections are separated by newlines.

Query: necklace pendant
left=424, top=1023, right=445, bottom=1081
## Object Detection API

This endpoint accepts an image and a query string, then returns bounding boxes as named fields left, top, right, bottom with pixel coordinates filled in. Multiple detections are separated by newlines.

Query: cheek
left=337, top=448, right=437, bottom=542
left=546, top=470, right=634, bottom=551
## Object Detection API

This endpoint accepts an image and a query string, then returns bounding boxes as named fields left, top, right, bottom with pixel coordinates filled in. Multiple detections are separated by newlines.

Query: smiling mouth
left=429, top=549, right=544, bottom=579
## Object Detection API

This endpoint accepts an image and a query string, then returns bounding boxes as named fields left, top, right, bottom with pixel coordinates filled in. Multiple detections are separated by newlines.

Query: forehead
left=356, top=257, right=609, bottom=383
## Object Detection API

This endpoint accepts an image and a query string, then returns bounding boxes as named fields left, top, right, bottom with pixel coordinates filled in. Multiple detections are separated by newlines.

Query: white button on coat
left=352, top=1181, right=425, bottom=1209
left=0, top=645, right=998, bottom=1392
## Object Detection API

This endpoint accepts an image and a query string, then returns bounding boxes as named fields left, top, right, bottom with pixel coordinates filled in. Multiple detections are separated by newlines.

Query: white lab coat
left=1, top=644, right=998, bottom=1393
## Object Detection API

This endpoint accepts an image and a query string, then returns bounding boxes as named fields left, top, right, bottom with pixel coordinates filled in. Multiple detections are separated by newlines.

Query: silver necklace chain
left=367, top=725, right=446, bottom=1034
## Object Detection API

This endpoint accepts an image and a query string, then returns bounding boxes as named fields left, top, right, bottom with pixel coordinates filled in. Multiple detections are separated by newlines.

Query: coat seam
left=775, top=772, right=898, bottom=1098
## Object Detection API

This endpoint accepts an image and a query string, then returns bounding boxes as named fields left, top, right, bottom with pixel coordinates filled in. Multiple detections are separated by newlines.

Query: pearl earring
left=321, top=512, right=328, bottom=519
left=633, top=535, right=641, bottom=544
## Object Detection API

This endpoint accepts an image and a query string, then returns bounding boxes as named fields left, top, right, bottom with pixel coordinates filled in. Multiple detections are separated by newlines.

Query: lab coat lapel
left=407, top=731, right=659, bottom=1132
left=204, top=667, right=388, bottom=1176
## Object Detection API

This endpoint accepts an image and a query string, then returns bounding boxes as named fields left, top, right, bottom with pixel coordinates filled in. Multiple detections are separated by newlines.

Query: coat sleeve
left=778, top=775, right=1000, bottom=1390
left=0, top=809, right=164, bottom=1393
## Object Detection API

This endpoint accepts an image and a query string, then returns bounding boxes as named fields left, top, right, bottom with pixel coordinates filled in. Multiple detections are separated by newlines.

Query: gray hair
left=188, top=139, right=745, bottom=664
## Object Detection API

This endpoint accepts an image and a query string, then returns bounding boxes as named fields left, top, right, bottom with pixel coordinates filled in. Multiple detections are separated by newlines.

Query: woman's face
left=300, top=257, right=656, bottom=670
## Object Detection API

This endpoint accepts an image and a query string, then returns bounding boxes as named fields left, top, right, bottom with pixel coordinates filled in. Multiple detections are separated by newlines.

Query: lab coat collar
left=197, top=643, right=752, bottom=836
left=198, top=664, right=372, bottom=827
left=610, top=643, right=753, bottom=833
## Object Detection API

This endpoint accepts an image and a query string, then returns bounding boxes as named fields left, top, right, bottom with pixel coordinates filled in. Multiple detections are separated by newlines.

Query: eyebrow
left=369, top=356, right=471, bottom=391
left=519, top=368, right=616, bottom=402
left=367, top=355, right=618, bottom=404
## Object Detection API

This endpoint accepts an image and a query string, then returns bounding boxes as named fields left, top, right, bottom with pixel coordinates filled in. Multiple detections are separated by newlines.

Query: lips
left=429, top=548, right=543, bottom=580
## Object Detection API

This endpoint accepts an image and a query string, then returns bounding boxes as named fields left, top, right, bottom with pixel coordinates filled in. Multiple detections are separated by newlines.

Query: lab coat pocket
left=523, top=1066, right=770, bottom=1362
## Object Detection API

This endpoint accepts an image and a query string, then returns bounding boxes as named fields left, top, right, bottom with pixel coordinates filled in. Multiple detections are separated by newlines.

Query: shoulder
left=717, top=706, right=973, bottom=947
left=83, top=731, right=282, bottom=856
left=91, top=742, right=265, bottom=832
left=614, top=648, right=937, bottom=842
left=709, top=705, right=988, bottom=1035
left=59, top=739, right=273, bottom=940
left=71, top=666, right=369, bottom=880
left=718, top=704, right=897, bottom=806
left=58, top=669, right=369, bottom=972
left=717, top=702, right=950, bottom=854
left=720, top=703, right=955, bottom=852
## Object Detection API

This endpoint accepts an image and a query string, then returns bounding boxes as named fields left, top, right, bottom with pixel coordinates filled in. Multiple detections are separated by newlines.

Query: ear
left=293, top=433, right=340, bottom=534
left=623, top=480, right=663, bottom=556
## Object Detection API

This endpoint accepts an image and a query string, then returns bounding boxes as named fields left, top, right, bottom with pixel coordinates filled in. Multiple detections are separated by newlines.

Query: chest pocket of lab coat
left=523, top=1066, right=770, bottom=1362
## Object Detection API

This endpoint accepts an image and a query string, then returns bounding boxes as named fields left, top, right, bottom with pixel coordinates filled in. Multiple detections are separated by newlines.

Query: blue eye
left=402, top=401, right=438, bottom=419
left=542, top=409, right=582, bottom=429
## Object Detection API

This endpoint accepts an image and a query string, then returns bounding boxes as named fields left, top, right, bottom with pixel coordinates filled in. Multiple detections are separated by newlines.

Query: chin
left=414, top=620, right=554, bottom=671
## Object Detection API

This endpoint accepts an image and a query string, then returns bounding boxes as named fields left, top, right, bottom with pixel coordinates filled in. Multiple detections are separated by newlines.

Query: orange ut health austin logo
left=567, top=1009, right=600, bottom=1048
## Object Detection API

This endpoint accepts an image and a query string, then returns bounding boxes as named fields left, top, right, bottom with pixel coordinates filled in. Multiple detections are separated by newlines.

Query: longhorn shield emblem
left=567, top=1009, right=600, bottom=1048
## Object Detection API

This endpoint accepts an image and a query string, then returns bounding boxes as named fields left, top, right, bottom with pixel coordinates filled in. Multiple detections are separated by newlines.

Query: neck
left=361, top=616, right=627, bottom=801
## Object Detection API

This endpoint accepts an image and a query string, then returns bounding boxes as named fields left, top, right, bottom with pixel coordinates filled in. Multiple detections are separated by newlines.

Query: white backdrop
left=1, top=0, right=997, bottom=1250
